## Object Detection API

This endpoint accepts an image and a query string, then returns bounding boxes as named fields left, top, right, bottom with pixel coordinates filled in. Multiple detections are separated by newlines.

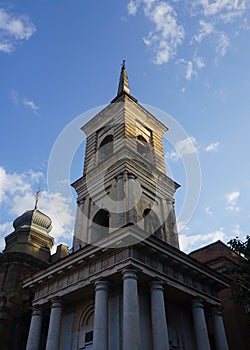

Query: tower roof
left=117, top=60, right=131, bottom=96
left=111, top=61, right=137, bottom=103
left=13, top=209, right=52, bottom=234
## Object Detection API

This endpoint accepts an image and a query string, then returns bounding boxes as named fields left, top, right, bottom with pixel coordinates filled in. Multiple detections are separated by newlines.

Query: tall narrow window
left=98, top=135, right=113, bottom=161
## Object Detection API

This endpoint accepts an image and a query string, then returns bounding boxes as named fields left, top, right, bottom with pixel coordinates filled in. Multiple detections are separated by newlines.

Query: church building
left=0, top=64, right=230, bottom=350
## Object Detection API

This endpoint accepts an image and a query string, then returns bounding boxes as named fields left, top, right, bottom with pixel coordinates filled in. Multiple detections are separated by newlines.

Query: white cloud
left=166, top=136, right=198, bottom=160
left=232, top=224, right=242, bottom=236
left=0, top=41, right=13, bottom=53
left=216, top=32, right=230, bottom=56
left=0, top=221, right=12, bottom=235
left=179, top=228, right=225, bottom=252
left=127, top=0, right=140, bottom=15
left=0, top=8, right=36, bottom=53
left=192, top=20, right=214, bottom=43
left=226, top=191, right=240, bottom=203
left=193, top=55, right=205, bottom=69
left=23, top=97, right=39, bottom=115
left=177, top=54, right=205, bottom=81
left=240, top=17, right=250, bottom=30
left=177, top=221, right=190, bottom=232
left=127, top=0, right=249, bottom=77
left=196, top=0, right=247, bottom=18
left=0, top=166, right=75, bottom=252
left=11, top=89, right=18, bottom=104
left=130, top=1, right=185, bottom=64
left=205, top=141, right=220, bottom=152
left=0, top=166, right=34, bottom=204
left=205, top=206, right=213, bottom=216
left=225, top=191, right=240, bottom=212
left=10, top=90, right=40, bottom=115
left=185, top=61, right=196, bottom=81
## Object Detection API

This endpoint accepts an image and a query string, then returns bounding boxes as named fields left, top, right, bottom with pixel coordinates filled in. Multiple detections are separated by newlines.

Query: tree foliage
left=226, top=236, right=250, bottom=307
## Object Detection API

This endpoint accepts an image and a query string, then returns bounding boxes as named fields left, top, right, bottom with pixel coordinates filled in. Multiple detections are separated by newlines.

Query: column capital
left=115, top=172, right=125, bottom=181
left=31, top=305, right=43, bottom=316
left=122, top=268, right=138, bottom=281
left=94, top=279, right=110, bottom=292
left=192, top=297, right=205, bottom=310
left=128, top=173, right=137, bottom=180
left=212, top=305, right=223, bottom=316
left=50, top=297, right=63, bottom=309
left=77, top=198, right=85, bottom=206
left=150, top=279, right=164, bottom=292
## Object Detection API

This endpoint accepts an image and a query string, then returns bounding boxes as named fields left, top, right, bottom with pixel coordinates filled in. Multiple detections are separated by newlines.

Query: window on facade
left=136, top=123, right=152, bottom=160
left=85, top=330, right=93, bottom=344
left=98, top=135, right=113, bottom=161
left=143, top=208, right=162, bottom=239
left=91, top=209, right=109, bottom=242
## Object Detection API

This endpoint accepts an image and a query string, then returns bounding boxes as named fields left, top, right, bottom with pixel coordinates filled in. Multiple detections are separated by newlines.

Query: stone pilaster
left=116, top=173, right=125, bottom=227
left=73, top=198, right=88, bottom=248
left=150, top=280, right=169, bottom=350
left=122, top=269, right=141, bottom=350
left=166, top=200, right=179, bottom=248
left=93, top=280, right=109, bottom=350
left=127, top=173, right=137, bottom=224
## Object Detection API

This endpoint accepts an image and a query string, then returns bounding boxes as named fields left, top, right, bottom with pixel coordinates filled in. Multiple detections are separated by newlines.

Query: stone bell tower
left=23, top=64, right=230, bottom=350
left=72, top=62, right=180, bottom=250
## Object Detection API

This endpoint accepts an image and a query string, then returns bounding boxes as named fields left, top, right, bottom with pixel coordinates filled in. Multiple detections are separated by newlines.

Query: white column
left=192, top=298, right=211, bottom=350
left=26, top=306, right=43, bottom=350
left=212, top=306, right=229, bottom=350
left=150, top=280, right=169, bottom=350
left=93, top=280, right=109, bottom=350
left=45, top=298, right=63, bottom=350
left=122, top=269, right=141, bottom=350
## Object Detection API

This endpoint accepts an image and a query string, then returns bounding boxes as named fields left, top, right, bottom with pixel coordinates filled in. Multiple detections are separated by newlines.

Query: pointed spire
left=117, top=60, right=131, bottom=96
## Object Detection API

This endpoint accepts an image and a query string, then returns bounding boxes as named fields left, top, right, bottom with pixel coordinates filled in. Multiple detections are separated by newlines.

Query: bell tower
left=72, top=62, right=180, bottom=249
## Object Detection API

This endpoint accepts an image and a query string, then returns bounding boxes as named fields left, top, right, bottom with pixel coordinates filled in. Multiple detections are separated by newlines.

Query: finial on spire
left=34, top=188, right=41, bottom=209
left=117, top=59, right=131, bottom=96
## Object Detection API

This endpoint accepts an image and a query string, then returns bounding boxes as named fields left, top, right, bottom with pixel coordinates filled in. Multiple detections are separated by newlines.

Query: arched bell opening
left=98, top=135, right=114, bottom=161
left=91, top=209, right=109, bottom=242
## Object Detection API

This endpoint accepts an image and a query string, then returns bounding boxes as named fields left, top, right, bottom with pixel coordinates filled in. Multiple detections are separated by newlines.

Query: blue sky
left=0, top=0, right=250, bottom=253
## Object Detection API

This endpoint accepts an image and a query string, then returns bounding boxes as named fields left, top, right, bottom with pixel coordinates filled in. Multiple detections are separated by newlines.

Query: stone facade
left=23, top=228, right=230, bottom=350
